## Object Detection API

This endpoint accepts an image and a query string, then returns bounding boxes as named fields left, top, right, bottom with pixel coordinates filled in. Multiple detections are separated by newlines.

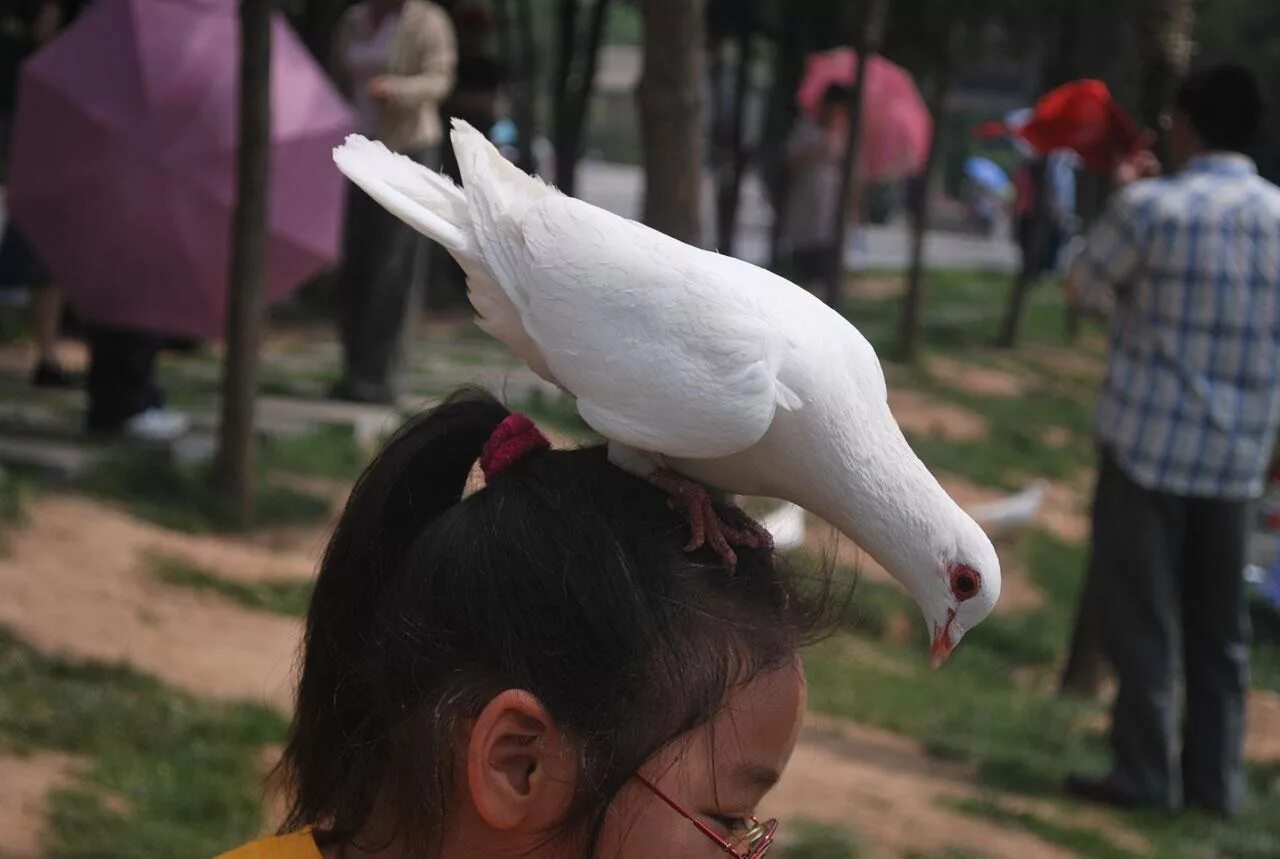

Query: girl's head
left=278, top=389, right=835, bottom=857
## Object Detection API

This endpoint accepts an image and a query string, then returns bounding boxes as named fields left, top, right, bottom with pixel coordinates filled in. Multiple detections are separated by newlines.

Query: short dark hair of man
left=1174, top=62, right=1263, bottom=153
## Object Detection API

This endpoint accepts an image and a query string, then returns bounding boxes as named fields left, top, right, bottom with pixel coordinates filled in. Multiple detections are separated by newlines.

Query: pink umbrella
left=7, top=0, right=355, bottom=340
left=796, top=48, right=931, bottom=183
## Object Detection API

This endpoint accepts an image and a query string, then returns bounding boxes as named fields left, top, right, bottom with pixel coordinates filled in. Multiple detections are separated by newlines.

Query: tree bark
left=898, top=27, right=956, bottom=361
left=552, top=0, right=612, bottom=196
left=714, top=7, right=753, bottom=255
left=215, top=0, right=273, bottom=525
left=513, top=0, right=538, bottom=173
left=296, top=0, right=345, bottom=69
left=1059, top=0, right=1195, bottom=697
left=639, top=0, right=706, bottom=245
left=824, top=0, right=888, bottom=307
left=765, top=5, right=808, bottom=270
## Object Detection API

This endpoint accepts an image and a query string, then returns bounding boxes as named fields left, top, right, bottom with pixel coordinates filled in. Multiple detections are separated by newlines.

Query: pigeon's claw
left=652, top=470, right=772, bottom=568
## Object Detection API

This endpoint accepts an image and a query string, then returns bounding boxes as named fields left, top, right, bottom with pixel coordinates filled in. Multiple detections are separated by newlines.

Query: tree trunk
left=824, top=0, right=888, bottom=308
left=513, top=0, right=538, bottom=173
left=552, top=0, right=612, bottom=196
left=1137, top=0, right=1195, bottom=162
left=898, top=28, right=956, bottom=361
left=296, top=0, right=345, bottom=70
left=215, top=0, right=273, bottom=525
left=714, top=8, right=753, bottom=255
left=1059, top=0, right=1194, bottom=697
left=639, top=0, right=706, bottom=245
left=765, top=5, right=808, bottom=270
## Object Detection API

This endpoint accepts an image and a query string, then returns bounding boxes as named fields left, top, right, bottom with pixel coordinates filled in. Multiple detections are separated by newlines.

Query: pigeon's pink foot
left=651, top=470, right=773, bottom=568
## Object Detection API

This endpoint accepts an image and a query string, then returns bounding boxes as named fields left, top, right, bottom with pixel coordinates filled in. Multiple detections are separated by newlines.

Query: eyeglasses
left=635, top=774, right=778, bottom=859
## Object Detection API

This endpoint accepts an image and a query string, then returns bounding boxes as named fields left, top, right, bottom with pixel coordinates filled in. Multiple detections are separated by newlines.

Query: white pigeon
left=332, top=120, right=1001, bottom=666
left=967, top=480, right=1050, bottom=532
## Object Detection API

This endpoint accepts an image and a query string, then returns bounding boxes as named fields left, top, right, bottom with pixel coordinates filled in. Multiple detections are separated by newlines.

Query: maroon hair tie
left=480, top=413, right=550, bottom=481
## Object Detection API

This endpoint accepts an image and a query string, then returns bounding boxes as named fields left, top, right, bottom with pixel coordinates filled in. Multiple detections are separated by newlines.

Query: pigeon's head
left=911, top=513, right=1001, bottom=669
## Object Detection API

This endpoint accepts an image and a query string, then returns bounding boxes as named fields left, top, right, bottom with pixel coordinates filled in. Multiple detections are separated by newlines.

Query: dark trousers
left=1092, top=448, right=1251, bottom=814
left=86, top=328, right=163, bottom=432
left=334, top=147, right=435, bottom=400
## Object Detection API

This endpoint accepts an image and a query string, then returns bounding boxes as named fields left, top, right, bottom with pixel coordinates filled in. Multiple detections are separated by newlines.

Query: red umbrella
left=7, top=0, right=356, bottom=340
left=795, top=48, right=932, bottom=183
left=975, top=80, right=1145, bottom=175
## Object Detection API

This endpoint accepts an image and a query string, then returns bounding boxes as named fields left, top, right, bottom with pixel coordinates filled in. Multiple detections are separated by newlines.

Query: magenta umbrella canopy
left=7, top=0, right=356, bottom=339
left=796, top=48, right=931, bottom=184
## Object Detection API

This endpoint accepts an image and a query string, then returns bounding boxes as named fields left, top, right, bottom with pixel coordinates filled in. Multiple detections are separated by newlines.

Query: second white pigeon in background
left=332, top=121, right=1002, bottom=667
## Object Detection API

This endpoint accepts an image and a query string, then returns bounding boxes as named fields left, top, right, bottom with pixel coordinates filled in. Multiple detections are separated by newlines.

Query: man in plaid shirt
left=1065, top=64, right=1280, bottom=817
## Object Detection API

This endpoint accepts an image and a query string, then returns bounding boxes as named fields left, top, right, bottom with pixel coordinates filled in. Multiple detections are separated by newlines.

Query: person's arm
left=373, top=6, right=457, bottom=109
left=1066, top=186, right=1149, bottom=313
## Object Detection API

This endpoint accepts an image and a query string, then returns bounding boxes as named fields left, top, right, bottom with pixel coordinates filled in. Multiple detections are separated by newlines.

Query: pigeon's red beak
left=930, top=608, right=957, bottom=670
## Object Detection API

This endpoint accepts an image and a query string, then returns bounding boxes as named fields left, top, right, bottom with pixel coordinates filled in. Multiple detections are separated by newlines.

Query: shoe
left=123, top=408, right=190, bottom=443
left=32, top=361, right=76, bottom=389
left=1065, top=772, right=1160, bottom=812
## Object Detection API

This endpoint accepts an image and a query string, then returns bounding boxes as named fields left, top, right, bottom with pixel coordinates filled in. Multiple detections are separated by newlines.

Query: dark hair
left=821, top=83, right=853, bottom=107
left=277, top=388, right=836, bottom=856
left=1174, top=62, right=1263, bottom=152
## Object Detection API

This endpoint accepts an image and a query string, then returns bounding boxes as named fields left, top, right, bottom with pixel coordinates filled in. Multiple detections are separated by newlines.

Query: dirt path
left=0, top=495, right=307, bottom=711
left=0, top=751, right=81, bottom=859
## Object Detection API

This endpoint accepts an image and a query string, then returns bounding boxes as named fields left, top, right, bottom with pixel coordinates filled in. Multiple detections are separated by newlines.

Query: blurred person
left=1065, top=63, right=1280, bottom=817
left=0, top=0, right=78, bottom=388
left=779, top=84, right=851, bottom=293
left=330, top=0, right=456, bottom=404
left=217, top=390, right=834, bottom=859
left=1011, top=150, right=1076, bottom=277
left=85, top=326, right=187, bottom=441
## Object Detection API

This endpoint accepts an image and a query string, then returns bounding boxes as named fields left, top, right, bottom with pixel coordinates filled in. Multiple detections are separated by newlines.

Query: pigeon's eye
left=950, top=565, right=981, bottom=602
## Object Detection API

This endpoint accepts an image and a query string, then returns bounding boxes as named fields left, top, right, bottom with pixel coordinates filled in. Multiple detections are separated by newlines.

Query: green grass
left=842, top=270, right=1103, bottom=490
left=841, top=269, right=1079, bottom=357
left=0, top=626, right=287, bottom=858
left=950, top=796, right=1146, bottom=859
left=0, top=467, right=33, bottom=554
left=776, top=821, right=861, bottom=858
left=259, top=423, right=372, bottom=483
left=79, top=453, right=332, bottom=534
left=150, top=554, right=313, bottom=618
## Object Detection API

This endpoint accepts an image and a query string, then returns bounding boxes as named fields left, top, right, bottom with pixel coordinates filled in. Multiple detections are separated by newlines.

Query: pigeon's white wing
left=516, top=195, right=799, bottom=459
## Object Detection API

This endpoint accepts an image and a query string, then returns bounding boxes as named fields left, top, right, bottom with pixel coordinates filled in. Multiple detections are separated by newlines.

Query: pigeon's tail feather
left=333, top=129, right=559, bottom=387
left=332, top=135, right=472, bottom=254
left=449, top=118, right=555, bottom=310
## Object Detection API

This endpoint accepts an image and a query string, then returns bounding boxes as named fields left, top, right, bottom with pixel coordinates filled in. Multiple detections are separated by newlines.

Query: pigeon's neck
left=789, top=414, right=964, bottom=584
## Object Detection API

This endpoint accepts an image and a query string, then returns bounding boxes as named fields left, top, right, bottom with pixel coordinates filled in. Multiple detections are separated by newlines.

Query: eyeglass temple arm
left=633, top=774, right=742, bottom=857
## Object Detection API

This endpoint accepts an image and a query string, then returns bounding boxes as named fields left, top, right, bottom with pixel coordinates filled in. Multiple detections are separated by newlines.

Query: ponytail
left=280, top=388, right=510, bottom=843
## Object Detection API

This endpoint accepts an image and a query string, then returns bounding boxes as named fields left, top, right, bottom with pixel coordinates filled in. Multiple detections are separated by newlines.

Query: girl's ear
left=466, top=690, right=578, bottom=832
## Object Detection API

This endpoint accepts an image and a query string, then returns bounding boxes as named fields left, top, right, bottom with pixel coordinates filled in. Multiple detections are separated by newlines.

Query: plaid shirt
left=1071, top=153, right=1280, bottom=499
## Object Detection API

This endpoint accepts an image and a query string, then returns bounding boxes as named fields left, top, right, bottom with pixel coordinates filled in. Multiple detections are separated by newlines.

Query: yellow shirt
left=215, top=830, right=321, bottom=859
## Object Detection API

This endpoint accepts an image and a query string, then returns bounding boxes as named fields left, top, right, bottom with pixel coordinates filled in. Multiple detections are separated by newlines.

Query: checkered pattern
left=1071, top=154, right=1280, bottom=499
